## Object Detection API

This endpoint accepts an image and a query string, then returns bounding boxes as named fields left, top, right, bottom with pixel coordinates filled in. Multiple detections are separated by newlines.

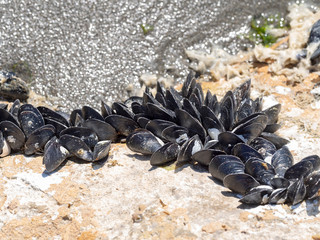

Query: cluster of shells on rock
left=1, top=19, right=320, bottom=207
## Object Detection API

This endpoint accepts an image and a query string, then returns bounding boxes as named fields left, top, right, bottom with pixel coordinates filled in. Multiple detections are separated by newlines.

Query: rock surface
left=1, top=64, right=320, bottom=239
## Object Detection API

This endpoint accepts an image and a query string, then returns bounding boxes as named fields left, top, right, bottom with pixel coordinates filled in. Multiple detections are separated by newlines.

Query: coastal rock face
left=1, top=68, right=320, bottom=240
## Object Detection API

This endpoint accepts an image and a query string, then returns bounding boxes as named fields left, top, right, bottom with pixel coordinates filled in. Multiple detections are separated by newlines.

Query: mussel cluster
left=124, top=72, right=320, bottom=206
left=0, top=71, right=320, bottom=206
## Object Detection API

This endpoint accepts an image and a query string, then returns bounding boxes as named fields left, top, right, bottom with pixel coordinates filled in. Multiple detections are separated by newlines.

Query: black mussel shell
left=232, top=143, right=263, bottom=164
left=161, top=125, right=189, bottom=145
left=43, top=136, right=69, bottom=172
left=143, top=91, right=160, bottom=106
left=0, top=103, right=8, bottom=109
left=69, top=109, right=83, bottom=126
left=207, top=94, right=220, bottom=116
left=218, top=132, right=244, bottom=153
left=92, top=140, right=111, bottom=161
left=271, top=146, right=293, bottom=177
left=83, top=119, right=117, bottom=142
left=24, top=124, right=56, bottom=155
left=145, top=119, right=175, bottom=140
left=131, top=102, right=145, bottom=115
left=126, top=129, right=163, bottom=155
left=37, top=106, right=69, bottom=126
left=43, top=117, right=68, bottom=135
left=235, top=101, right=254, bottom=123
left=82, top=106, right=104, bottom=121
left=249, top=137, right=277, bottom=159
left=0, top=108, right=20, bottom=126
left=155, top=92, right=167, bottom=107
left=101, top=101, right=113, bottom=118
left=260, top=132, right=289, bottom=149
left=0, top=120, right=25, bottom=151
left=112, top=102, right=134, bottom=119
left=245, top=158, right=275, bottom=176
left=264, top=123, right=281, bottom=133
left=9, top=99, right=21, bottom=117
left=233, top=79, right=251, bottom=110
left=223, top=173, right=260, bottom=195
left=146, top=103, right=176, bottom=122
left=262, top=104, right=281, bottom=125
left=177, top=135, right=203, bottom=163
left=166, top=87, right=183, bottom=111
left=156, top=81, right=166, bottom=97
left=240, top=185, right=273, bottom=205
left=124, top=96, right=143, bottom=109
left=232, top=113, right=268, bottom=143
left=209, top=155, right=243, bottom=181
left=287, top=177, right=306, bottom=205
left=284, top=160, right=313, bottom=181
left=18, top=110, right=45, bottom=138
left=105, top=115, right=139, bottom=137
left=215, top=160, right=245, bottom=182
left=150, top=142, right=180, bottom=166
left=0, top=131, right=11, bottom=157
left=301, top=155, right=320, bottom=172
left=60, top=126, right=99, bottom=148
left=189, top=93, right=201, bottom=110
left=270, top=177, right=290, bottom=189
left=268, top=188, right=288, bottom=204
left=305, top=171, right=320, bottom=200
left=136, top=116, right=150, bottom=128
left=176, top=109, right=206, bottom=143
left=219, top=91, right=235, bottom=131
left=181, top=71, right=196, bottom=98
left=59, top=134, right=93, bottom=161
left=183, top=98, right=201, bottom=122
left=191, top=149, right=225, bottom=166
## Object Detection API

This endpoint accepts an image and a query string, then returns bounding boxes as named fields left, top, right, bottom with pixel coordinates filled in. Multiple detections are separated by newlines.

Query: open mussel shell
left=18, top=110, right=45, bottom=138
left=59, top=134, right=93, bottom=161
left=223, top=173, right=260, bottom=195
left=287, top=177, right=306, bottom=205
left=268, top=188, right=288, bottom=204
left=175, top=109, right=206, bottom=143
left=83, top=119, right=117, bottom=142
left=37, top=106, right=69, bottom=126
left=177, top=135, right=203, bottom=163
left=92, top=140, right=111, bottom=161
left=232, top=143, right=263, bottom=164
left=150, top=142, right=180, bottom=166
left=161, top=125, right=189, bottom=145
left=284, top=160, right=313, bottom=181
left=24, top=124, right=56, bottom=155
left=60, top=127, right=99, bottom=148
left=249, top=137, right=277, bottom=159
left=105, top=115, right=139, bottom=137
left=0, top=120, right=25, bottom=151
left=126, top=129, right=163, bottom=155
left=240, top=185, right=273, bottom=205
left=43, top=136, right=69, bottom=172
left=191, top=149, right=225, bottom=166
left=209, top=155, right=243, bottom=181
left=271, top=146, right=293, bottom=177
left=82, top=106, right=104, bottom=121
left=305, top=171, right=320, bottom=200
left=0, top=131, right=11, bottom=157
left=260, top=132, right=289, bottom=149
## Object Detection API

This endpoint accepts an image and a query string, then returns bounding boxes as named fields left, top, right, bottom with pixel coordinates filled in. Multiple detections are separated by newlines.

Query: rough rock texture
left=1, top=66, right=320, bottom=239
